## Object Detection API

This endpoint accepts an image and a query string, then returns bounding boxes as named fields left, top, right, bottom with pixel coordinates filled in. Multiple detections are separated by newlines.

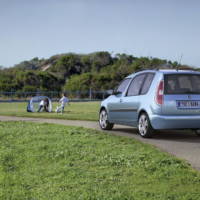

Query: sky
left=0, top=0, right=200, bottom=67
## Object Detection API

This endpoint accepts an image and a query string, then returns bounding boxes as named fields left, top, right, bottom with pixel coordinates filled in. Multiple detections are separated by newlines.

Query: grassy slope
left=0, top=102, right=100, bottom=121
left=0, top=121, right=200, bottom=200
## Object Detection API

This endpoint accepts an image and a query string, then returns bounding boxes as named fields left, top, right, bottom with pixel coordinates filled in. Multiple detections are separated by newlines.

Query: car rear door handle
left=120, top=99, right=123, bottom=103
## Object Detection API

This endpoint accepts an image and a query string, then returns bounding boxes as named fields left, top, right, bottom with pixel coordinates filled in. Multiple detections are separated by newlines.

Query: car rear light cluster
left=156, top=80, right=164, bottom=105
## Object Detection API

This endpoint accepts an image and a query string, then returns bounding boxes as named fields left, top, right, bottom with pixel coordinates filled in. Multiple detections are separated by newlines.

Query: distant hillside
left=0, top=51, right=196, bottom=93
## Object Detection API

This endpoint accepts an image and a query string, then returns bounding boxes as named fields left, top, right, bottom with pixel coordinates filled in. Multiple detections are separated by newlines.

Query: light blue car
left=99, top=69, right=200, bottom=138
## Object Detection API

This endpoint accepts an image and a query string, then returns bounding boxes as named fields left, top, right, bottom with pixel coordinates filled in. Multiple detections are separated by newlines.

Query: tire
left=138, top=113, right=154, bottom=138
left=99, top=109, right=114, bottom=130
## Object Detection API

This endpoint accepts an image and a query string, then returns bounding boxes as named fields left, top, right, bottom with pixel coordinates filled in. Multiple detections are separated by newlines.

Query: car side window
left=140, top=73, right=155, bottom=95
left=117, top=78, right=131, bottom=93
left=126, top=74, right=146, bottom=96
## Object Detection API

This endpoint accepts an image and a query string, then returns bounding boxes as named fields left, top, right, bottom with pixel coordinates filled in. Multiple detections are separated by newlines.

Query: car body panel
left=150, top=114, right=200, bottom=129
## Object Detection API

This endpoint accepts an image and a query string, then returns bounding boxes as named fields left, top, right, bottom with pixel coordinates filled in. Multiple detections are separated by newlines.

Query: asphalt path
left=1, top=115, right=200, bottom=170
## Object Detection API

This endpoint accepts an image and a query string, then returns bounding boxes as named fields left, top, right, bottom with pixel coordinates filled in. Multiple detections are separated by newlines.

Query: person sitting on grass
left=55, top=93, right=69, bottom=113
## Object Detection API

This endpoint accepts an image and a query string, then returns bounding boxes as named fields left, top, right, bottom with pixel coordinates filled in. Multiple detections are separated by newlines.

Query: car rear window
left=164, top=74, right=200, bottom=94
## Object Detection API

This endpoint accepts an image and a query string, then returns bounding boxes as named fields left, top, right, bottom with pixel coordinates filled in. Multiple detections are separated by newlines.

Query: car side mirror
left=106, top=89, right=114, bottom=95
left=112, top=90, right=122, bottom=95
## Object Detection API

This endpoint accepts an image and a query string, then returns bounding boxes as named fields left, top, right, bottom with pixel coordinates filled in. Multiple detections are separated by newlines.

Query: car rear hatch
left=162, top=73, right=200, bottom=115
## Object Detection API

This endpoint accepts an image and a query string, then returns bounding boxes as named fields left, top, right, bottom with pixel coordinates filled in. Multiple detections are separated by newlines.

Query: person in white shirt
left=56, top=93, right=69, bottom=113
left=37, top=99, right=45, bottom=112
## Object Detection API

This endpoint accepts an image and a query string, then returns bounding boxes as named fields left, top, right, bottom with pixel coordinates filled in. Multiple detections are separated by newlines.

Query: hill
left=0, top=52, right=196, bottom=93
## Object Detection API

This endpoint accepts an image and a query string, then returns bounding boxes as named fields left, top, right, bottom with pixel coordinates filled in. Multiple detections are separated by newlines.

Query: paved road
left=1, top=115, right=200, bottom=170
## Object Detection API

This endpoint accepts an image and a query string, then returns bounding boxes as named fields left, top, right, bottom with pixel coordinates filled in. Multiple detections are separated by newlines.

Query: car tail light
left=156, top=80, right=164, bottom=105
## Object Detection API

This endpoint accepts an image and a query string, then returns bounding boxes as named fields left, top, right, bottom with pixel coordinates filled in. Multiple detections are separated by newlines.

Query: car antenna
left=176, top=53, right=183, bottom=71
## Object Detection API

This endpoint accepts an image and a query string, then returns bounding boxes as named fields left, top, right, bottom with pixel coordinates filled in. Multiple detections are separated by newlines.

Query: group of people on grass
left=38, top=93, right=69, bottom=113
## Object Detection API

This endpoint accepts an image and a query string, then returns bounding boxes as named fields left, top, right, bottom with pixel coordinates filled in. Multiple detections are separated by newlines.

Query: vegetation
left=1, top=121, right=200, bottom=200
left=0, top=68, right=62, bottom=92
left=0, top=52, right=196, bottom=94
left=0, top=102, right=100, bottom=121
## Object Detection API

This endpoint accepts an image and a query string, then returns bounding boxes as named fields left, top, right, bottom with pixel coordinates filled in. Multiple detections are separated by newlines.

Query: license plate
left=176, top=100, right=200, bottom=109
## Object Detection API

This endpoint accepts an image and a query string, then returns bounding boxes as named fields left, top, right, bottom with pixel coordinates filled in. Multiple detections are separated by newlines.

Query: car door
left=119, top=73, right=147, bottom=125
left=107, top=78, right=131, bottom=122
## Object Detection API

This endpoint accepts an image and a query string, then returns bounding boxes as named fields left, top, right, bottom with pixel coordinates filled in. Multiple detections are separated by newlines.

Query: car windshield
left=164, top=74, right=200, bottom=94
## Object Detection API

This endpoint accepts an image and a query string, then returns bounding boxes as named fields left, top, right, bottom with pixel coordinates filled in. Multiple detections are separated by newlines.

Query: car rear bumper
left=150, top=114, right=200, bottom=129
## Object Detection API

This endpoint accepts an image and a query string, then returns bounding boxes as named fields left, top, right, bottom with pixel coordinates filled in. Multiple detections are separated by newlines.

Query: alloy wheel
left=99, top=110, right=108, bottom=129
left=138, top=114, right=148, bottom=136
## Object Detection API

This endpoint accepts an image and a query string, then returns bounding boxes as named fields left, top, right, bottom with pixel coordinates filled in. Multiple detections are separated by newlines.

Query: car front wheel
left=99, top=109, right=114, bottom=130
left=138, top=113, right=154, bottom=138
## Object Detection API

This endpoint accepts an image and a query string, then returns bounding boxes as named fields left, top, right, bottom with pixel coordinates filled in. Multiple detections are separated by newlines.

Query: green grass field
left=0, top=102, right=100, bottom=121
left=1, top=121, right=200, bottom=200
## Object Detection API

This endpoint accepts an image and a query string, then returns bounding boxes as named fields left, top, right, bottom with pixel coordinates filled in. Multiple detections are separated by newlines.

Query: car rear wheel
left=99, top=109, right=114, bottom=130
left=138, top=113, right=154, bottom=138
